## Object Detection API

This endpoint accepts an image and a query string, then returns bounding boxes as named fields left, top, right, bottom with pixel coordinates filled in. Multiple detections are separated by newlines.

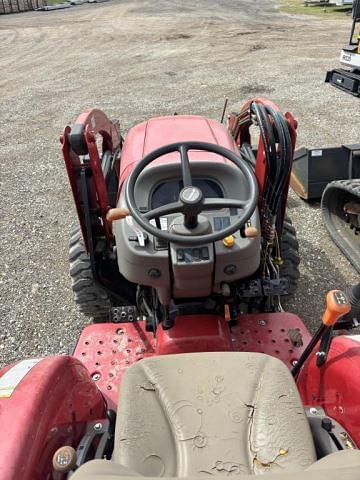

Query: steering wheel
left=125, top=141, right=258, bottom=246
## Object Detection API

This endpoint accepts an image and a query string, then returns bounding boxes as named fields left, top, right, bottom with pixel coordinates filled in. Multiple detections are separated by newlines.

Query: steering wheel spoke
left=144, top=201, right=183, bottom=220
left=202, top=198, right=247, bottom=210
left=179, top=145, right=193, bottom=187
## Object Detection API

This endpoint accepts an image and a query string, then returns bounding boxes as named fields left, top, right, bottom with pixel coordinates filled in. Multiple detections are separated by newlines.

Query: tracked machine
left=1, top=99, right=360, bottom=480
left=291, top=0, right=360, bottom=272
left=326, top=0, right=360, bottom=96
left=291, top=143, right=360, bottom=272
left=322, top=0, right=360, bottom=271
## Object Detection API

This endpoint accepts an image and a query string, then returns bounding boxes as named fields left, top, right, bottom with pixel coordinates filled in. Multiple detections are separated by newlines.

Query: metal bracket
left=110, top=306, right=139, bottom=323
left=305, top=407, right=357, bottom=457
left=76, top=410, right=116, bottom=467
left=80, top=168, right=98, bottom=281
left=316, top=327, right=333, bottom=367
left=237, top=278, right=290, bottom=298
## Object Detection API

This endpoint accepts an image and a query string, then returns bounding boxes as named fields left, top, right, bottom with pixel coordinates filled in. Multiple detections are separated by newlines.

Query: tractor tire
left=279, top=216, right=300, bottom=295
left=69, top=226, right=112, bottom=322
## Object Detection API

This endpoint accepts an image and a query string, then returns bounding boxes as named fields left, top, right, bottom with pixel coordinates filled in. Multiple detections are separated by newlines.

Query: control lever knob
left=322, top=290, right=351, bottom=327
left=106, top=208, right=129, bottom=223
left=52, top=446, right=77, bottom=473
left=244, top=226, right=259, bottom=238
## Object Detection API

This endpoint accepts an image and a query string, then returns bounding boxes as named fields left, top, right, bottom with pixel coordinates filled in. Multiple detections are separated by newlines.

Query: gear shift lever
left=292, top=290, right=351, bottom=377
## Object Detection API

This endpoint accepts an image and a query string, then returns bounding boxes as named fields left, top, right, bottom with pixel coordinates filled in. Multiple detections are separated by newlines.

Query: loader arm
left=61, top=109, right=122, bottom=252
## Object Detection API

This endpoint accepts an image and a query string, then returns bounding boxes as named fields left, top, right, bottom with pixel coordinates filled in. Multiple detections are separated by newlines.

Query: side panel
left=0, top=356, right=106, bottom=480
left=156, top=315, right=233, bottom=354
left=297, top=336, right=360, bottom=448
left=340, top=49, right=360, bottom=68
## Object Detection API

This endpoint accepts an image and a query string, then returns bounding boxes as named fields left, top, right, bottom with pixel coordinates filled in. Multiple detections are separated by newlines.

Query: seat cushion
left=113, top=352, right=316, bottom=476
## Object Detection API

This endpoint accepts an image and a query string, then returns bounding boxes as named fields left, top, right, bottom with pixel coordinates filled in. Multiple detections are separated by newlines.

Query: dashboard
left=151, top=179, right=223, bottom=209
left=115, top=161, right=261, bottom=305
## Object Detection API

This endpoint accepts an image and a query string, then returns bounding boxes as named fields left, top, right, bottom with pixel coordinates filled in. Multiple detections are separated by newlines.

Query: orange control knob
left=52, top=446, right=77, bottom=473
left=106, top=208, right=129, bottom=223
left=223, top=235, right=235, bottom=248
left=322, top=290, right=351, bottom=327
left=244, top=226, right=259, bottom=238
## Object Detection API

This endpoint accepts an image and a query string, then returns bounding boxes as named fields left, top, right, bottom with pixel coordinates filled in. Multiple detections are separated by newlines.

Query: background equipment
left=326, top=0, right=360, bottom=95
left=290, top=5, right=360, bottom=273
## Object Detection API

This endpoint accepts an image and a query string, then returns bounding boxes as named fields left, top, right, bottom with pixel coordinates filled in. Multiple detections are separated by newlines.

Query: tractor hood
left=119, top=115, right=239, bottom=186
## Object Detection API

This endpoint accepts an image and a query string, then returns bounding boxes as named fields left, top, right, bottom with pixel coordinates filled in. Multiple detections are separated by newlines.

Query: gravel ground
left=0, top=0, right=358, bottom=367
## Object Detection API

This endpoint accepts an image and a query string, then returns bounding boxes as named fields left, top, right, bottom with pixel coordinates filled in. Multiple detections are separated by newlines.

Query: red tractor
left=0, top=99, right=359, bottom=480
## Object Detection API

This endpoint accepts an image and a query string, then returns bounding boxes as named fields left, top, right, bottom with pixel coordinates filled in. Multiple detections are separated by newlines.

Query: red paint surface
left=73, top=313, right=311, bottom=410
left=73, top=322, right=156, bottom=410
left=297, top=336, right=360, bottom=447
left=156, top=315, right=233, bottom=354
left=3, top=315, right=360, bottom=480
left=72, top=109, right=121, bottom=154
left=233, top=312, right=311, bottom=369
left=0, top=356, right=105, bottom=480
left=118, top=115, right=239, bottom=191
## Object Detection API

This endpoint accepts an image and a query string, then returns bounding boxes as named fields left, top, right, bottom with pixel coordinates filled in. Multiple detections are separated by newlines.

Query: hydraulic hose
left=249, top=101, right=293, bottom=243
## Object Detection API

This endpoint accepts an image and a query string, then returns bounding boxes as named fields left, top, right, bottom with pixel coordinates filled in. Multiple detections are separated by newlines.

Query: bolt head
left=224, top=264, right=237, bottom=275
left=92, top=373, right=101, bottom=381
left=148, top=268, right=161, bottom=279
left=258, top=320, right=267, bottom=326
left=94, top=422, right=102, bottom=431
left=310, top=407, right=319, bottom=415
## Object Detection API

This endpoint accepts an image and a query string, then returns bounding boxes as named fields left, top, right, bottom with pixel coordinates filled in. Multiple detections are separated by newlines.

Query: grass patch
left=45, top=0, right=68, bottom=4
left=279, top=0, right=352, bottom=17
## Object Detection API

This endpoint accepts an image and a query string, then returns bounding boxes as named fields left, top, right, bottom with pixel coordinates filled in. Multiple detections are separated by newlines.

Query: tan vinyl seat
left=71, top=450, right=360, bottom=479
left=72, top=352, right=360, bottom=480
left=112, top=352, right=316, bottom=476
left=72, top=352, right=360, bottom=479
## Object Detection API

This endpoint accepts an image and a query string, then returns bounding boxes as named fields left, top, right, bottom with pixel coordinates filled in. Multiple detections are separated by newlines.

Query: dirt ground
left=0, top=0, right=358, bottom=366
